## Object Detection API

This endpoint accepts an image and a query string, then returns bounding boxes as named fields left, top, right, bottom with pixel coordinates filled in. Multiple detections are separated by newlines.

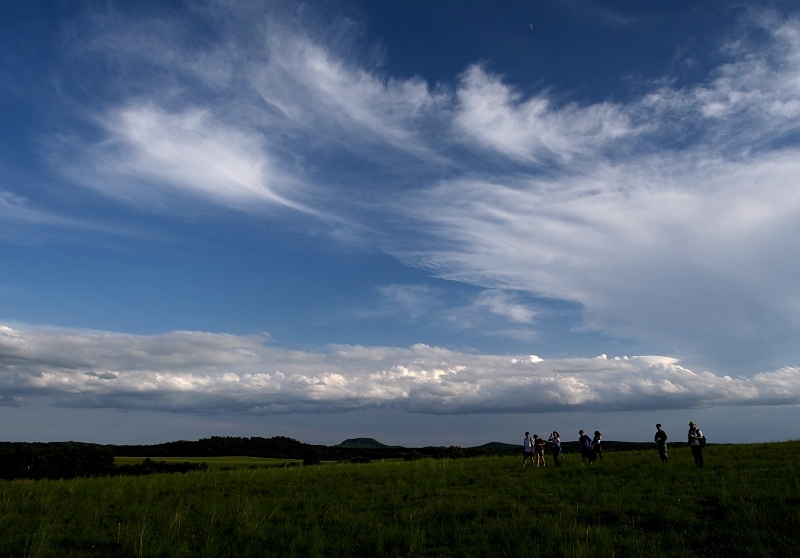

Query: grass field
left=1, top=441, right=798, bottom=557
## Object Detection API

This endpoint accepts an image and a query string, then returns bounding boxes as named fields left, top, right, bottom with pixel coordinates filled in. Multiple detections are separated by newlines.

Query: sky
left=2, top=0, right=800, bottom=447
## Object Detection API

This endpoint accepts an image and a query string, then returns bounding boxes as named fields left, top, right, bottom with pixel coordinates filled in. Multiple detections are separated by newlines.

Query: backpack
left=690, top=428, right=706, bottom=447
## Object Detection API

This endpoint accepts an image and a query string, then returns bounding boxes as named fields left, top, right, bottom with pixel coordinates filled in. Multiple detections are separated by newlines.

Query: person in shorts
left=533, top=434, right=546, bottom=467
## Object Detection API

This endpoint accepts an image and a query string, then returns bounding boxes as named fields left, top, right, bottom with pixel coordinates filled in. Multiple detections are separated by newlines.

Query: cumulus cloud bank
left=2, top=324, right=798, bottom=416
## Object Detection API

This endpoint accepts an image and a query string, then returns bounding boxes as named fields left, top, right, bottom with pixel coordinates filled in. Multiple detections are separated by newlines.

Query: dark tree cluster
left=107, top=435, right=506, bottom=463
left=0, top=443, right=115, bottom=480
left=108, top=435, right=309, bottom=459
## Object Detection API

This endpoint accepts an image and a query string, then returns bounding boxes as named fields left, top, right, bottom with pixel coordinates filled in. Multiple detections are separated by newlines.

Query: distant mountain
left=335, top=438, right=395, bottom=449
left=474, top=441, right=519, bottom=452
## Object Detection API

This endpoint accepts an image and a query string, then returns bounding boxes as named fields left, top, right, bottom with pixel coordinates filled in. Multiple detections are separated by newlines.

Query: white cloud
left=0, top=191, right=78, bottom=230
left=454, top=65, right=635, bottom=164
left=395, top=13, right=800, bottom=371
left=0, top=190, right=135, bottom=245
left=473, top=290, right=537, bottom=324
left=634, top=12, right=800, bottom=151
left=67, top=104, right=310, bottom=213
left=252, top=25, right=449, bottom=161
left=28, top=4, right=800, bottom=374
left=50, top=7, right=451, bottom=219
left=371, top=284, right=539, bottom=339
left=1, top=324, right=798, bottom=415
left=376, top=284, right=441, bottom=320
left=402, top=150, right=800, bottom=371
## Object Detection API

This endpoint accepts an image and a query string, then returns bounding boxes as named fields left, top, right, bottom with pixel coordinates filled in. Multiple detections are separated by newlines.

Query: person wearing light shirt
left=688, top=421, right=704, bottom=468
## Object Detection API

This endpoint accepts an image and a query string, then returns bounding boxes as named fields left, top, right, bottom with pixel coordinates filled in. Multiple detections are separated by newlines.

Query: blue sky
left=2, top=0, right=800, bottom=446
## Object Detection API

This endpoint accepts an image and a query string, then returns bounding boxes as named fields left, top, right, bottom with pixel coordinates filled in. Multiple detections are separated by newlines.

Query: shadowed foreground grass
left=1, top=441, right=798, bottom=557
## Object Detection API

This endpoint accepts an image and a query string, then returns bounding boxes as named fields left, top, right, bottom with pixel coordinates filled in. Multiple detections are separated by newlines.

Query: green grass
left=2, top=442, right=799, bottom=557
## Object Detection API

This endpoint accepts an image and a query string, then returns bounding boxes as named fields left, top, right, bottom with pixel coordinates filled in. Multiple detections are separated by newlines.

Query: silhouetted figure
left=593, top=431, right=603, bottom=460
left=654, top=424, right=668, bottom=462
left=578, top=430, right=594, bottom=463
left=548, top=431, right=562, bottom=466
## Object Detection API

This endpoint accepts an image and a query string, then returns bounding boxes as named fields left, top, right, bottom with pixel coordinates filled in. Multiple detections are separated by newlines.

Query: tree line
left=0, top=442, right=205, bottom=480
left=0, top=436, right=665, bottom=480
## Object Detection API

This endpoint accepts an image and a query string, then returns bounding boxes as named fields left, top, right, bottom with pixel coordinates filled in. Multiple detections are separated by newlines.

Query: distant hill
left=335, top=438, right=394, bottom=449
left=474, top=441, right=519, bottom=452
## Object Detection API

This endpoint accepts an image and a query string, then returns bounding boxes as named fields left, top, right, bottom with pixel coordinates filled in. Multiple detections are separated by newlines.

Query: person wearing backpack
left=592, top=431, right=604, bottom=460
left=688, top=421, right=705, bottom=468
left=578, top=430, right=594, bottom=464
left=522, top=432, right=535, bottom=467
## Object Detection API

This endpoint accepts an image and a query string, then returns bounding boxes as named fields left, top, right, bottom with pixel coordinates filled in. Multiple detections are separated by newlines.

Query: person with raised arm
left=548, top=431, right=563, bottom=466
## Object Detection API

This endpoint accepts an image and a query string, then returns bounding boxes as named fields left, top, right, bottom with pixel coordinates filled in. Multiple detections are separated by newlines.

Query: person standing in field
left=654, top=424, right=668, bottom=462
left=578, top=430, right=593, bottom=463
left=592, top=431, right=604, bottom=459
left=688, top=421, right=704, bottom=468
left=522, top=432, right=535, bottom=467
left=548, top=431, right=562, bottom=466
left=533, top=434, right=546, bottom=467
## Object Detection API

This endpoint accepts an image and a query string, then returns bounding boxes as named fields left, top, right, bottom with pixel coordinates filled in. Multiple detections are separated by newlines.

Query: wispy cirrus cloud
left=371, top=284, right=539, bottom=339
left=394, top=11, right=800, bottom=371
left=252, top=25, right=450, bottom=162
left=453, top=65, right=636, bottom=165
left=29, top=3, right=800, bottom=376
left=50, top=5, right=449, bottom=219
left=68, top=103, right=311, bottom=213
left=0, top=191, right=75, bottom=234
left=473, top=290, right=538, bottom=324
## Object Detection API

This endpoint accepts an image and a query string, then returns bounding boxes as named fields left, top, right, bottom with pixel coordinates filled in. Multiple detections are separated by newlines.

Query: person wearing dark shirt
left=592, top=431, right=604, bottom=460
left=578, top=430, right=593, bottom=463
left=654, top=423, right=668, bottom=462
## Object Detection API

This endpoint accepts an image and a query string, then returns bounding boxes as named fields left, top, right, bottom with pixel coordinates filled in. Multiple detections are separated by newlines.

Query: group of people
left=522, top=429, right=603, bottom=467
left=654, top=421, right=706, bottom=467
left=523, top=421, right=706, bottom=468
